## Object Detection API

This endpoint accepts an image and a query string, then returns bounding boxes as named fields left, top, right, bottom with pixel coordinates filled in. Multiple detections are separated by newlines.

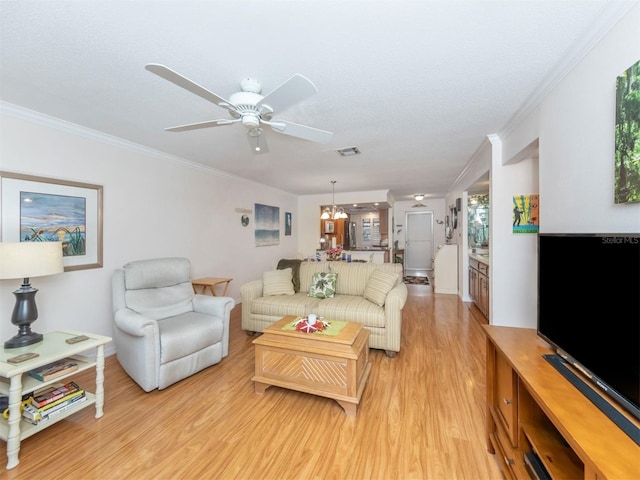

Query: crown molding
left=501, top=0, right=638, bottom=138
left=0, top=101, right=238, bottom=179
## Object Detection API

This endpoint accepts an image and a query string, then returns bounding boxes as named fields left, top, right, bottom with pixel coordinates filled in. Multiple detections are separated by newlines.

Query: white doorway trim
left=404, top=211, right=434, bottom=277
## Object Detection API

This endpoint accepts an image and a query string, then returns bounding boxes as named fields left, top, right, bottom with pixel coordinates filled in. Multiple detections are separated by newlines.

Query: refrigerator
left=344, top=221, right=357, bottom=249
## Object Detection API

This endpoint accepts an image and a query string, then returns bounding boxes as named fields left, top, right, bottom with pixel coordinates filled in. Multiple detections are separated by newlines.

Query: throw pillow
left=277, top=258, right=302, bottom=293
left=363, top=269, right=399, bottom=306
left=263, top=268, right=295, bottom=296
left=308, top=272, right=338, bottom=299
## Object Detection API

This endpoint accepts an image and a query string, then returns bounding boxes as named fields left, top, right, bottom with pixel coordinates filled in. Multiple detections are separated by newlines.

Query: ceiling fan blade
left=165, top=119, right=239, bottom=132
left=257, top=74, right=318, bottom=113
left=247, top=129, right=269, bottom=153
left=268, top=120, right=333, bottom=144
left=145, top=64, right=237, bottom=112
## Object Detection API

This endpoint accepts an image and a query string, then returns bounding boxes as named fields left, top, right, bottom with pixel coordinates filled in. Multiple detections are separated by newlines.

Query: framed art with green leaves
left=615, top=59, right=640, bottom=204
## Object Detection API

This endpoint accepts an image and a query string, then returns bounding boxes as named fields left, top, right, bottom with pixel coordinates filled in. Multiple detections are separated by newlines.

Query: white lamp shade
left=0, top=241, right=64, bottom=280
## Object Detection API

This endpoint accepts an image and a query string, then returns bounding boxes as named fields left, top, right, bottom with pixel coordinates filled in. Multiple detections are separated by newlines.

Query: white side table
left=0, top=330, right=111, bottom=469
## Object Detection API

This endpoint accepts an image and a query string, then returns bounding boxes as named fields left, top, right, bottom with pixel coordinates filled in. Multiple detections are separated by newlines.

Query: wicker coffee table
left=252, top=315, right=371, bottom=416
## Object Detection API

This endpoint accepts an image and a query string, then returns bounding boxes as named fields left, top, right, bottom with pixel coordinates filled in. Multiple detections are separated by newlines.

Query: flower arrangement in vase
left=325, top=246, right=343, bottom=261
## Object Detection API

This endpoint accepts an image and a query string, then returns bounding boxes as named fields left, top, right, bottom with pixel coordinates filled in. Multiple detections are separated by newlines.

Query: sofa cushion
left=308, top=272, right=338, bottom=298
left=263, top=268, right=295, bottom=296
left=363, top=269, right=400, bottom=306
left=299, top=262, right=329, bottom=292
left=277, top=259, right=302, bottom=292
left=252, top=292, right=321, bottom=317
left=316, top=295, right=386, bottom=328
left=325, top=262, right=369, bottom=296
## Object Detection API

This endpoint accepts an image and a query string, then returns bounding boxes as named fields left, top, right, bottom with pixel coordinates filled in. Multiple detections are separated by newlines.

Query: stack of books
left=23, top=381, right=86, bottom=425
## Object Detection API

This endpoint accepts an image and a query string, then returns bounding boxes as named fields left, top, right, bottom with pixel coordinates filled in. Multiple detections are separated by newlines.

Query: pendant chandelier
left=320, top=181, right=348, bottom=220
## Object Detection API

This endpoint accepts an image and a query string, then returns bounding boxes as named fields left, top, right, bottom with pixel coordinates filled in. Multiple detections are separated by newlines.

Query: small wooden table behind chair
left=192, top=277, right=232, bottom=296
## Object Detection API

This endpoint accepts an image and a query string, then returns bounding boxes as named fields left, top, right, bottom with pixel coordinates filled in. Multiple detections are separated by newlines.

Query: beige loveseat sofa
left=241, top=261, right=408, bottom=356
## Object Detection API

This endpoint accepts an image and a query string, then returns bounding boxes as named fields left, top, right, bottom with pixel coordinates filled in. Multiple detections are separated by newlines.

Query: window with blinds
left=362, top=217, right=381, bottom=245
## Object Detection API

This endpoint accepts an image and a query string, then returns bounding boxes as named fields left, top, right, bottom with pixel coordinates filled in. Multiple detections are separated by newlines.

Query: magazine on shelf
left=28, top=358, right=79, bottom=382
left=31, top=381, right=82, bottom=408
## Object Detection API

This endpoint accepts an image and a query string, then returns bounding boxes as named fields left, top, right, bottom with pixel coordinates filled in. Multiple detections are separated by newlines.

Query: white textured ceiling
left=0, top=1, right=634, bottom=200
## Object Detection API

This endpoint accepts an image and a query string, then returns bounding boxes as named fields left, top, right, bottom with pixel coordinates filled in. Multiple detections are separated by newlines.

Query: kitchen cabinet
left=320, top=219, right=346, bottom=247
left=469, top=256, right=489, bottom=318
left=379, top=209, right=389, bottom=245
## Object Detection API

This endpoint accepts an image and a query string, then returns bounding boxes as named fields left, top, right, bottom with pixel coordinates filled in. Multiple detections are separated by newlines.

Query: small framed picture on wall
left=324, top=220, right=334, bottom=233
left=285, top=212, right=292, bottom=236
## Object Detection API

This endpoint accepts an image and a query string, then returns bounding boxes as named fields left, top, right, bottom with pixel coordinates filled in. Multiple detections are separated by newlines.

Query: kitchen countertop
left=469, top=253, right=490, bottom=264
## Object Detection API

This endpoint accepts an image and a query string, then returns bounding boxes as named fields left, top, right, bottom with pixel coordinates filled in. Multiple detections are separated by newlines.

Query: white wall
left=538, top=9, right=640, bottom=232
left=468, top=4, right=640, bottom=328
left=490, top=139, right=539, bottom=328
left=392, top=198, right=447, bottom=254
left=449, top=137, right=492, bottom=300
left=0, top=110, right=299, bottom=354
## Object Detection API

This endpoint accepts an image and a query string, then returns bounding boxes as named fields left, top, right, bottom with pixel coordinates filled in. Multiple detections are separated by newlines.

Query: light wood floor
left=4, top=285, right=502, bottom=480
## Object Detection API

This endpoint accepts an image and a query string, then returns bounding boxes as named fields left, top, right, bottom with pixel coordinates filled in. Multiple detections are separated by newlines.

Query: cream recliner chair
left=112, top=257, right=234, bottom=392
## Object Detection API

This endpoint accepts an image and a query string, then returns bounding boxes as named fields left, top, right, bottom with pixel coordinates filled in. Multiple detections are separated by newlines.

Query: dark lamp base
left=5, top=283, right=44, bottom=349
left=5, top=331, right=43, bottom=349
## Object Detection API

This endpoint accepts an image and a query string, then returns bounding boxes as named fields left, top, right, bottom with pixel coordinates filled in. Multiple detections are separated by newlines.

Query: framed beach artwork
left=255, top=203, right=279, bottom=246
left=0, top=171, right=103, bottom=271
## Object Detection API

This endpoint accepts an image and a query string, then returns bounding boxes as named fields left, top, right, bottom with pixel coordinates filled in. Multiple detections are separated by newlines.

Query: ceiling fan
left=145, top=64, right=333, bottom=153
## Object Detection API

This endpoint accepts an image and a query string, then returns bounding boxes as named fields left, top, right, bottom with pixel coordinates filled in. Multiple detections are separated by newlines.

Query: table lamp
left=0, top=241, right=64, bottom=348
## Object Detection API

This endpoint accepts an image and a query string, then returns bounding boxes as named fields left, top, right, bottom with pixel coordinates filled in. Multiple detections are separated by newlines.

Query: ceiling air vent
left=336, top=146, right=361, bottom=156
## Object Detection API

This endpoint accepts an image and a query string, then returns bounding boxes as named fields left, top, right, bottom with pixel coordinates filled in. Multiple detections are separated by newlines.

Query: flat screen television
left=537, top=233, right=640, bottom=421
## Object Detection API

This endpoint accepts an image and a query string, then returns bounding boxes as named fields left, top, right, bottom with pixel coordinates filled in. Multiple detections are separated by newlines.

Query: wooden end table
left=0, top=330, right=111, bottom=469
left=191, top=277, right=232, bottom=296
left=252, top=315, right=371, bottom=416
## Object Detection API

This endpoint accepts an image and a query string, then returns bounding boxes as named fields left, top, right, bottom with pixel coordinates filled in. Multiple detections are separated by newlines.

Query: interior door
left=405, top=211, right=433, bottom=276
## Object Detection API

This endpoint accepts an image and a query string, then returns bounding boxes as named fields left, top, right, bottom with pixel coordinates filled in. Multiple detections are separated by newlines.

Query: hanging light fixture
left=321, top=181, right=348, bottom=220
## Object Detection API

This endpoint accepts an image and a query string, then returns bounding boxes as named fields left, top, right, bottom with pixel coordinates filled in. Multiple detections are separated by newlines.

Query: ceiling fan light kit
left=145, top=64, right=333, bottom=153
left=241, top=115, right=260, bottom=128
left=248, top=127, right=264, bottom=152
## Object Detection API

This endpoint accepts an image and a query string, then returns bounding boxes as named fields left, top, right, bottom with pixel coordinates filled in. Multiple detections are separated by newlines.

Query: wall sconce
left=413, top=194, right=425, bottom=201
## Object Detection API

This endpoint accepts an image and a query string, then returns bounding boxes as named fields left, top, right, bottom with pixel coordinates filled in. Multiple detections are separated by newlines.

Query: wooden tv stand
left=483, top=325, right=639, bottom=480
